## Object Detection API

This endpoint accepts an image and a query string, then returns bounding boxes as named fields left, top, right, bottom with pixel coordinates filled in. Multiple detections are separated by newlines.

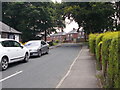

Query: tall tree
left=63, top=2, right=115, bottom=34
left=2, top=2, right=65, bottom=42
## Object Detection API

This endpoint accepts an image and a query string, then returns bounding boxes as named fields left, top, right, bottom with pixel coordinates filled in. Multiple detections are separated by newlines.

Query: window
left=13, top=41, right=21, bottom=47
left=25, top=41, right=40, bottom=47
left=1, top=41, right=10, bottom=47
left=8, top=34, right=15, bottom=39
left=41, top=41, right=46, bottom=45
left=1, top=40, right=21, bottom=47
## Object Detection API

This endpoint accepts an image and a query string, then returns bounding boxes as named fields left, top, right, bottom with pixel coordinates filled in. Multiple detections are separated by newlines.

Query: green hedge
left=95, top=33, right=104, bottom=70
left=89, top=34, right=98, bottom=54
left=89, top=31, right=120, bottom=88
left=107, top=32, right=120, bottom=88
left=101, top=32, right=116, bottom=78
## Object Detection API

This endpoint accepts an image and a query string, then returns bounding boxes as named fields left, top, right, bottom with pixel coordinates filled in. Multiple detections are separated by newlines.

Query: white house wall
left=15, top=34, right=20, bottom=42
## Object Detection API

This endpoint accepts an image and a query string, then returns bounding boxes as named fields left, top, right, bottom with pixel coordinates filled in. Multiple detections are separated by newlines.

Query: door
left=12, top=41, right=25, bottom=59
left=1, top=40, right=18, bottom=61
left=41, top=41, right=47, bottom=53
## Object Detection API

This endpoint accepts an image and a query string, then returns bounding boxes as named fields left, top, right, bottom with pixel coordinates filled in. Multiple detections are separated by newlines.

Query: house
left=66, top=28, right=85, bottom=42
left=47, top=32, right=67, bottom=42
left=0, top=21, right=22, bottom=41
left=47, top=28, right=85, bottom=43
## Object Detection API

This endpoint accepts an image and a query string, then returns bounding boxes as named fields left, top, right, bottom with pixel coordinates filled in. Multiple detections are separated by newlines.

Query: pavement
left=57, top=45, right=98, bottom=88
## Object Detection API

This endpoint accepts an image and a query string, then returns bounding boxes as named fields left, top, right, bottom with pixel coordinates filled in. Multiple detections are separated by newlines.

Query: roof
left=0, top=21, right=22, bottom=34
left=51, top=32, right=66, bottom=36
left=68, top=29, right=78, bottom=34
left=67, top=27, right=83, bottom=34
left=0, top=38, right=14, bottom=42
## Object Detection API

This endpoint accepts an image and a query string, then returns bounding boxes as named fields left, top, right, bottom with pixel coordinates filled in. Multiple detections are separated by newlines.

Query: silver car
left=24, top=40, right=49, bottom=57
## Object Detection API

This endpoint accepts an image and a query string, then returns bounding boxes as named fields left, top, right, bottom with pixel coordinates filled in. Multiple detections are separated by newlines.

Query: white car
left=0, top=39, right=30, bottom=71
left=24, top=40, right=49, bottom=56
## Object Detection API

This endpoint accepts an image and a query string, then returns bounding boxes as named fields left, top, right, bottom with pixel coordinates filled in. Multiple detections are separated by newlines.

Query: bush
left=89, top=34, right=98, bottom=54
left=55, top=40, right=59, bottom=43
left=89, top=31, right=120, bottom=88
left=107, top=32, right=120, bottom=88
left=47, top=41, right=53, bottom=46
left=95, top=33, right=104, bottom=70
left=101, top=32, right=117, bottom=79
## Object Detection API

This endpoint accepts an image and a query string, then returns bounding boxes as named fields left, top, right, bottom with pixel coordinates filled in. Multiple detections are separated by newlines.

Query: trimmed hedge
left=101, top=32, right=116, bottom=78
left=95, top=33, right=104, bottom=70
left=107, top=32, right=120, bottom=88
left=89, top=34, right=98, bottom=54
left=89, top=31, right=120, bottom=88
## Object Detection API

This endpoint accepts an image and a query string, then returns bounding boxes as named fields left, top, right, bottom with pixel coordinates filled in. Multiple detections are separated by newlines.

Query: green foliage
left=89, top=31, right=120, bottom=88
left=2, top=2, right=65, bottom=42
left=63, top=2, right=115, bottom=34
left=55, top=40, right=59, bottom=43
left=96, top=34, right=104, bottom=70
left=89, top=34, right=98, bottom=54
left=107, top=32, right=120, bottom=88
left=101, top=32, right=116, bottom=78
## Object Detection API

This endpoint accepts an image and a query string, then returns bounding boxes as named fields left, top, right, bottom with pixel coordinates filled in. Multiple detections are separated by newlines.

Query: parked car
left=47, top=41, right=53, bottom=46
left=0, top=39, right=30, bottom=71
left=24, top=40, right=49, bottom=56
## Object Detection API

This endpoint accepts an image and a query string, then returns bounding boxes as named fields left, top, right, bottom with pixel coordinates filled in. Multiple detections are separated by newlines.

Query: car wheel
left=46, top=48, right=49, bottom=54
left=0, top=57, right=9, bottom=71
left=38, top=50, right=42, bottom=57
left=23, top=53, right=29, bottom=62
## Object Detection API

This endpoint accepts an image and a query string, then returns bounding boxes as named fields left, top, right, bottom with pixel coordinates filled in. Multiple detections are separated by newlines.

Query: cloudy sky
left=52, top=0, right=79, bottom=33
left=63, top=18, right=79, bottom=33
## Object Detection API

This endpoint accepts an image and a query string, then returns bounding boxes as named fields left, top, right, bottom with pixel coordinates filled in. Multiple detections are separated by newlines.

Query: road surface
left=1, top=43, right=81, bottom=88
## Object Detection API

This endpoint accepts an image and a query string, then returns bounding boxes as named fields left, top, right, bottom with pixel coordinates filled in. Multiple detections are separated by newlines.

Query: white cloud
left=51, top=0, right=61, bottom=3
left=64, top=18, right=79, bottom=33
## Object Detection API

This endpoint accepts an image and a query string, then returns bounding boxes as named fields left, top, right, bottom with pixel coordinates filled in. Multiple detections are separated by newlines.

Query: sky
left=63, top=18, right=79, bottom=33
left=52, top=0, right=79, bottom=33
left=52, top=0, right=62, bottom=3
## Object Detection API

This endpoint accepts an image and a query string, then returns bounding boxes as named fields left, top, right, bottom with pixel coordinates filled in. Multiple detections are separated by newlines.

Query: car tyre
left=0, top=57, right=9, bottom=71
left=46, top=48, right=49, bottom=54
left=38, top=50, right=42, bottom=57
left=23, top=53, right=29, bottom=62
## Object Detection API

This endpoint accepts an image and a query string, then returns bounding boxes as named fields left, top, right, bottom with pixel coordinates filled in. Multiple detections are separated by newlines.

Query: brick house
left=47, top=28, right=85, bottom=43
left=66, top=29, right=85, bottom=42
left=47, top=32, right=66, bottom=42
left=0, top=21, right=22, bottom=41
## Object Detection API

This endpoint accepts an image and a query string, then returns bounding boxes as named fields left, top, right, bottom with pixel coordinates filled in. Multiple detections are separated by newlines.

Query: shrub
left=107, top=32, right=120, bottom=88
left=89, top=31, right=120, bottom=88
left=55, top=40, right=59, bottom=43
left=95, top=33, right=104, bottom=70
left=101, top=32, right=116, bottom=78
left=47, top=41, right=53, bottom=46
left=89, top=34, right=98, bottom=54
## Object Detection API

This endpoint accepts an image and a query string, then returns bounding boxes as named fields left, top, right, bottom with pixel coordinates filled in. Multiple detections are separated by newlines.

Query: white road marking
left=56, top=46, right=83, bottom=88
left=0, top=71, right=23, bottom=83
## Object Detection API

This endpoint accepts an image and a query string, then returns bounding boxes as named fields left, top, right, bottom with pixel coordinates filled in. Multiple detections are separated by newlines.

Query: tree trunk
left=44, top=29, right=47, bottom=41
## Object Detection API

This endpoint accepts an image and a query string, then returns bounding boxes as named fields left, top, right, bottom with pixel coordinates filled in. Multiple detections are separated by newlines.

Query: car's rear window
left=25, top=41, right=40, bottom=47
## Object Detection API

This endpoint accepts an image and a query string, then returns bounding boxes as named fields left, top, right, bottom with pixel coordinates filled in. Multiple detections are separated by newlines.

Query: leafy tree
left=114, top=1, right=120, bottom=30
left=2, top=2, right=65, bottom=42
left=63, top=2, right=115, bottom=36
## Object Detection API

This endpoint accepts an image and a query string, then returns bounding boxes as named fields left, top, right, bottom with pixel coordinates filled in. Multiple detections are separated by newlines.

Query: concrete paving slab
left=59, top=45, right=98, bottom=88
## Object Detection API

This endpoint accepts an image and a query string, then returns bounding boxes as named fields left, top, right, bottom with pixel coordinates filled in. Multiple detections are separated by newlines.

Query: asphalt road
left=1, top=43, right=81, bottom=88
